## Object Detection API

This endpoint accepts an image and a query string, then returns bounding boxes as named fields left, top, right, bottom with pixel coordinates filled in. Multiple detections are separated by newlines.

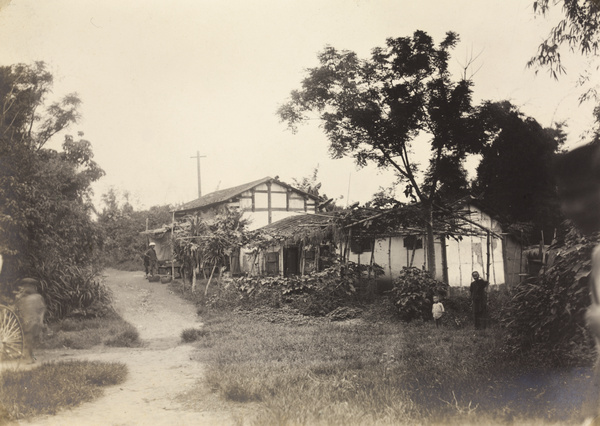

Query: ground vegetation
left=0, top=360, right=127, bottom=422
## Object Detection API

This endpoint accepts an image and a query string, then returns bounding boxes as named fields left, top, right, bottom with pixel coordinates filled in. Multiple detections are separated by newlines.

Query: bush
left=104, top=325, right=140, bottom=347
left=25, top=263, right=112, bottom=320
left=442, top=293, right=472, bottom=328
left=503, top=226, right=597, bottom=366
left=387, top=267, right=448, bottom=322
left=181, top=328, right=208, bottom=343
left=208, top=263, right=369, bottom=316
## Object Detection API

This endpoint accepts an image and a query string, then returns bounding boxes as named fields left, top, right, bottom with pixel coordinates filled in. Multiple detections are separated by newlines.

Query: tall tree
left=278, top=31, right=485, bottom=276
left=0, top=62, right=104, bottom=282
left=473, top=101, right=565, bottom=243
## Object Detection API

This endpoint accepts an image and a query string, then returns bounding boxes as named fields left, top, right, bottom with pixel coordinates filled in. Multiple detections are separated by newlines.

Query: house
left=173, top=176, right=321, bottom=230
left=241, top=213, right=337, bottom=277
left=345, top=200, right=523, bottom=288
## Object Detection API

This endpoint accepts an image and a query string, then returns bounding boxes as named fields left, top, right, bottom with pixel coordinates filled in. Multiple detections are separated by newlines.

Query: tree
left=473, top=101, right=565, bottom=243
left=173, top=209, right=249, bottom=294
left=529, top=0, right=600, bottom=78
left=0, top=62, right=106, bottom=317
left=97, top=188, right=174, bottom=269
left=278, top=31, right=485, bottom=276
left=292, top=165, right=340, bottom=211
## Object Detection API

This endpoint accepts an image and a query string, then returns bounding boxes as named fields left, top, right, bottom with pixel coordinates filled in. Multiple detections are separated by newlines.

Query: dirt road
left=23, top=269, right=233, bottom=426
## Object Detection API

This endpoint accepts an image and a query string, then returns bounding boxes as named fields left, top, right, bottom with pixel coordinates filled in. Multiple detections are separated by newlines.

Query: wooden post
left=423, top=233, right=427, bottom=271
left=171, top=211, right=175, bottom=278
left=368, top=239, right=375, bottom=279
left=388, top=237, right=392, bottom=280
left=486, top=231, right=491, bottom=282
left=300, top=243, right=305, bottom=276
left=440, top=234, right=449, bottom=284
left=345, top=228, right=352, bottom=266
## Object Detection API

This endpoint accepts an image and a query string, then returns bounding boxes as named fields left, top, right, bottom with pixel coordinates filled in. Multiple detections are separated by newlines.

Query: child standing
left=432, top=295, right=445, bottom=328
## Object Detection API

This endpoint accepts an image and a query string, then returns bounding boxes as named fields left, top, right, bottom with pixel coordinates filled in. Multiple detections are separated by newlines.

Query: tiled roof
left=259, top=213, right=334, bottom=236
left=174, top=176, right=319, bottom=214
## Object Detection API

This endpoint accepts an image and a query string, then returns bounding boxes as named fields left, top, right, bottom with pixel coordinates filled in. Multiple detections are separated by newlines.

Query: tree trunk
left=204, top=263, right=217, bottom=296
left=426, top=205, right=436, bottom=278
left=191, top=264, right=197, bottom=293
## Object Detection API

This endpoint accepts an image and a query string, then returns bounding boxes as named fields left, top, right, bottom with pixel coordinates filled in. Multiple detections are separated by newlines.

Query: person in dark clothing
left=470, top=271, right=488, bottom=329
left=144, top=242, right=158, bottom=278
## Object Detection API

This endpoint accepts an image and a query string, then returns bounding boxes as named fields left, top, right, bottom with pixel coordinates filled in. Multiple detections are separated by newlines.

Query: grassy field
left=0, top=360, right=127, bottom=422
left=40, top=311, right=141, bottom=350
left=185, top=307, right=592, bottom=425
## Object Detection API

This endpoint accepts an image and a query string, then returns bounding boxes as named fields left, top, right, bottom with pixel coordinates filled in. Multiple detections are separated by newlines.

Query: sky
left=0, top=0, right=596, bottom=210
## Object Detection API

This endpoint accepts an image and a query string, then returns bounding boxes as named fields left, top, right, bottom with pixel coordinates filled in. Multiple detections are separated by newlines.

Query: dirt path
left=20, top=269, right=233, bottom=426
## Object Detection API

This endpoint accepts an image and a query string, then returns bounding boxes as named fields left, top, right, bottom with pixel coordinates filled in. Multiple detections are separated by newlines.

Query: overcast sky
left=0, top=0, right=596, bottom=209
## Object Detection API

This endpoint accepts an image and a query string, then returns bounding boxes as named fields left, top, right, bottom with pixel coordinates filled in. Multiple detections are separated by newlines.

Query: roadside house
left=345, top=200, right=523, bottom=288
left=173, top=176, right=320, bottom=230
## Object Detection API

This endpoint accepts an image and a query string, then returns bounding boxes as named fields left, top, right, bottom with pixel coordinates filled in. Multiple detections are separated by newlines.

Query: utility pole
left=190, top=151, right=206, bottom=198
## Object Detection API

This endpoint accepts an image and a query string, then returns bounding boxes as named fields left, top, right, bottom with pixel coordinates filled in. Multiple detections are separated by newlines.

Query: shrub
left=503, top=226, right=597, bottom=366
left=443, top=293, right=472, bottom=328
left=207, top=263, right=370, bottom=316
left=104, top=324, right=140, bottom=347
left=28, top=263, right=112, bottom=320
left=181, top=328, right=208, bottom=342
left=387, top=267, right=448, bottom=322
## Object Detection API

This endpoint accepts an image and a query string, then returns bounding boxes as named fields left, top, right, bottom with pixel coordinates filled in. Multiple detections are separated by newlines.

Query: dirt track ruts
left=18, top=269, right=232, bottom=426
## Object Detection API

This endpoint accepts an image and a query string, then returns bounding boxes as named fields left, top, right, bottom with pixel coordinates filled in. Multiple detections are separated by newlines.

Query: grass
left=0, top=360, right=127, bottom=422
left=42, top=311, right=141, bottom=350
left=185, top=307, right=593, bottom=425
left=181, top=328, right=208, bottom=343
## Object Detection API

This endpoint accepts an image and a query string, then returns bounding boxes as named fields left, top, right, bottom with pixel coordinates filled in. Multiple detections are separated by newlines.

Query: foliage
left=387, top=267, right=448, bottom=322
left=200, top=260, right=383, bottom=316
left=0, top=360, right=127, bottom=421
left=292, top=165, right=340, bottom=211
left=96, top=187, right=173, bottom=268
left=173, top=209, right=250, bottom=291
left=503, top=224, right=598, bottom=366
left=473, top=101, right=565, bottom=244
left=279, top=31, right=489, bottom=276
left=103, top=325, right=140, bottom=347
left=0, top=63, right=104, bottom=275
left=181, top=328, right=208, bottom=343
left=28, top=262, right=112, bottom=320
left=529, top=0, right=600, bottom=78
left=0, top=62, right=110, bottom=319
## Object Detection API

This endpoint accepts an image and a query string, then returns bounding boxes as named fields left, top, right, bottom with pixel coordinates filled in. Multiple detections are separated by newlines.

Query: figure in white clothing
left=432, top=295, right=445, bottom=328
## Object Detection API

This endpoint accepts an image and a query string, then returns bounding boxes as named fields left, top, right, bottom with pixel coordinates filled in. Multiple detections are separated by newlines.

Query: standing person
left=553, top=143, right=600, bottom=424
left=470, top=271, right=488, bottom=330
left=15, top=278, right=46, bottom=364
left=143, top=247, right=150, bottom=278
left=432, top=295, right=445, bottom=328
left=144, top=242, right=158, bottom=278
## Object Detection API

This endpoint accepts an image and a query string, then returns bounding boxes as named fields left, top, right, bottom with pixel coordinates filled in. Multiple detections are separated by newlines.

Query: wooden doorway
left=284, top=247, right=299, bottom=276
